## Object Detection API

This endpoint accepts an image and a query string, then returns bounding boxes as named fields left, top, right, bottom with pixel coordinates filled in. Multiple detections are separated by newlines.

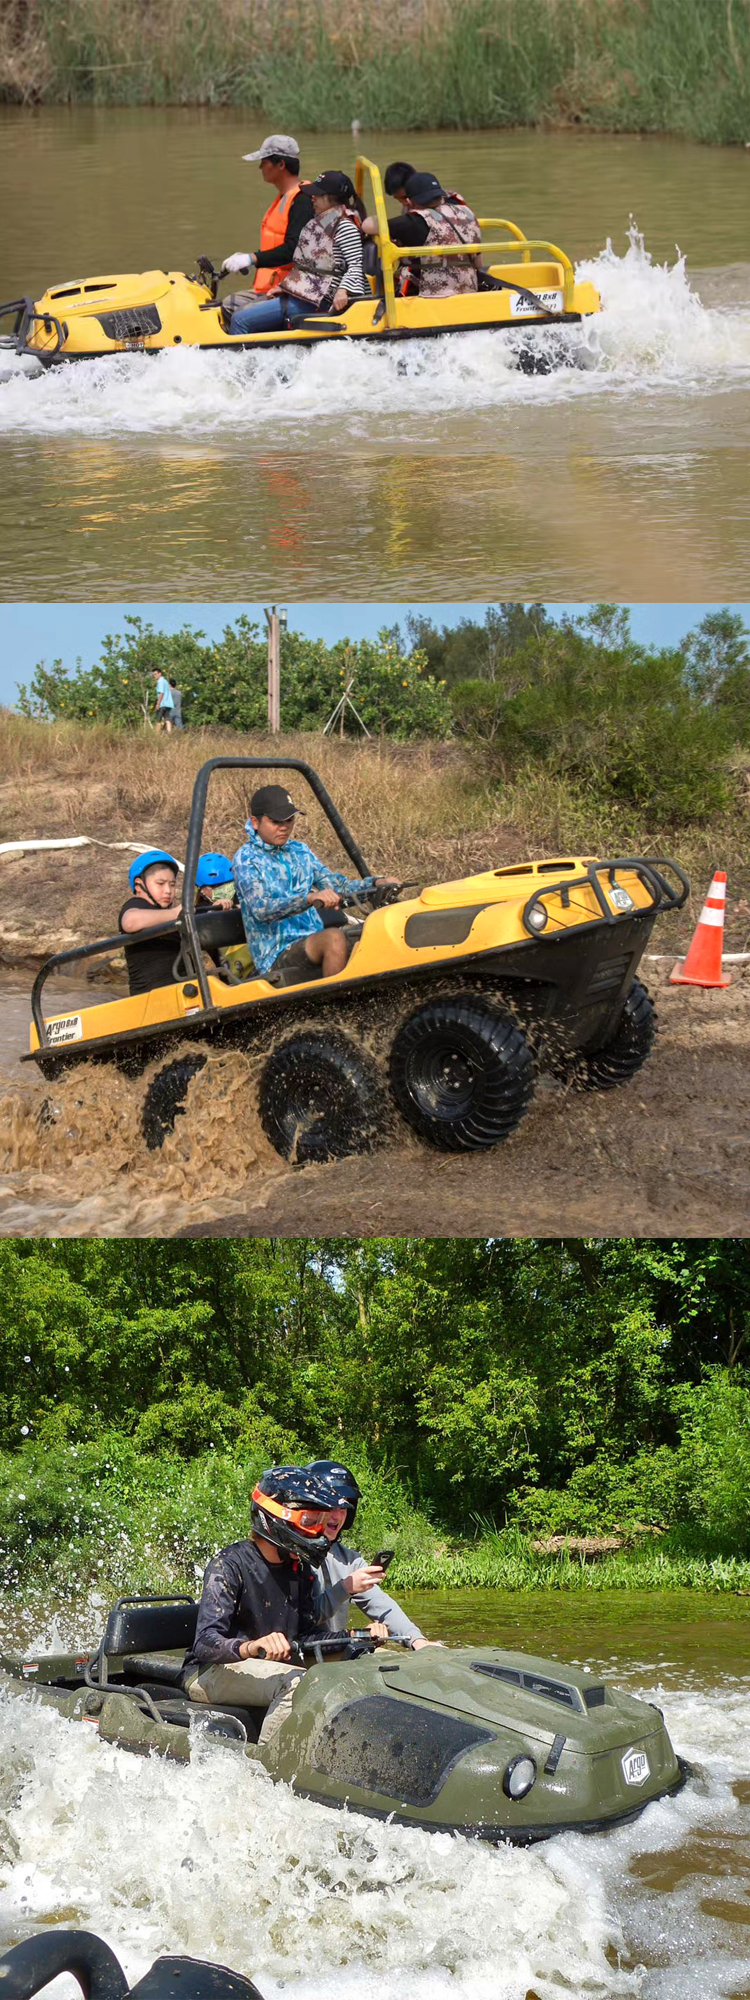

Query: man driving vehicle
left=231, top=784, right=396, bottom=986
left=220, top=134, right=314, bottom=313
left=182, top=1464, right=335, bottom=1741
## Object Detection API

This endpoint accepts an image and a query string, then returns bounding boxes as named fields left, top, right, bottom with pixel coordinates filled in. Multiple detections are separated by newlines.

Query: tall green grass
left=2, top=0, right=750, bottom=145
left=3, top=1439, right=749, bottom=1601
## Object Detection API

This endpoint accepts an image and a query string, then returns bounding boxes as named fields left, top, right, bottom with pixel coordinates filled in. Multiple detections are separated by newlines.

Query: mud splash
left=1, top=966, right=749, bottom=1238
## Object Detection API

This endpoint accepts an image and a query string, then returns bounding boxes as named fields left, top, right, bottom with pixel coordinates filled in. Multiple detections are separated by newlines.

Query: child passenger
left=118, top=850, right=181, bottom=995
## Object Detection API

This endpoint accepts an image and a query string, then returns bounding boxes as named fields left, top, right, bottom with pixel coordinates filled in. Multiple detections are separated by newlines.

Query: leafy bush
left=16, top=616, right=450, bottom=741
left=451, top=606, right=737, bottom=825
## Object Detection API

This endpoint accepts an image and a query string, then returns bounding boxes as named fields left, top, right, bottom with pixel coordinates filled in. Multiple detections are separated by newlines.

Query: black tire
left=259, top=1030, right=384, bottom=1165
left=576, top=979, right=656, bottom=1092
left=389, top=994, right=534, bottom=1151
left=142, top=1052, right=208, bottom=1150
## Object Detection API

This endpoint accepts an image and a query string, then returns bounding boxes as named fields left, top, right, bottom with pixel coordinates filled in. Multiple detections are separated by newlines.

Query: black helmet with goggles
left=251, top=1465, right=332, bottom=1566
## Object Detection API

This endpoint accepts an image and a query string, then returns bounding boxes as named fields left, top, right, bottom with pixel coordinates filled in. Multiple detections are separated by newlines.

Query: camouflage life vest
left=410, top=198, right=481, bottom=298
left=282, top=206, right=362, bottom=308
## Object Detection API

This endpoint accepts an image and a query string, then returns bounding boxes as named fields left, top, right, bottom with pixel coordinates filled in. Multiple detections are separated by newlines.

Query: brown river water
left=0, top=1585, right=748, bottom=1998
left=1, top=113, right=750, bottom=599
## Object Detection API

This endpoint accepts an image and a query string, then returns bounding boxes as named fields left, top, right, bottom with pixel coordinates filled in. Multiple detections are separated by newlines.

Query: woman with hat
left=228, top=171, right=370, bottom=336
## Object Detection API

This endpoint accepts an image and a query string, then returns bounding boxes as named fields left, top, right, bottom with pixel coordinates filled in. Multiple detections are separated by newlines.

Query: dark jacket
left=183, top=1537, right=328, bottom=1673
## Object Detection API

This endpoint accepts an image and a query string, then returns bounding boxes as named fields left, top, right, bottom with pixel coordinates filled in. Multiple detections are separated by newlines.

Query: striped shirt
left=333, top=216, right=369, bottom=299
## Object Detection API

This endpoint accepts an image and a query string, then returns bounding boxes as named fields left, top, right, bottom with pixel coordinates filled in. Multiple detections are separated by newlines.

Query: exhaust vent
left=472, top=1663, right=583, bottom=1711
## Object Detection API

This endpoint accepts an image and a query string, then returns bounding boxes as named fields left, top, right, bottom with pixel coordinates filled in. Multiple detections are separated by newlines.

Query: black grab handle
left=0, top=1934, right=265, bottom=2000
left=0, top=1933, right=128, bottom=2000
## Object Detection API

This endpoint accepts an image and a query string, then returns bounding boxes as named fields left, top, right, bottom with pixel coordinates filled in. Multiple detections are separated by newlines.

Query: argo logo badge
left=622, top=1749, right=650, bottom=1786
left=45, top=1014, right=83, bottom=1045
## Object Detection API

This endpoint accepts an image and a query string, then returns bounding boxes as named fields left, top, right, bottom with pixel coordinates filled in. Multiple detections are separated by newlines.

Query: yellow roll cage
left=354, top=156, right=575, bottom=326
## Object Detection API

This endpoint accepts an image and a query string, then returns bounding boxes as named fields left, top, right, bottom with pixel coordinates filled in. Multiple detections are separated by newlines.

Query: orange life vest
left=254, top=181, right=309, bottom=294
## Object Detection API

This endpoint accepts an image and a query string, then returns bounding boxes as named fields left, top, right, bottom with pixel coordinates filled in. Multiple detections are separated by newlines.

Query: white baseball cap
left=242, top=134, right=300, bottom=163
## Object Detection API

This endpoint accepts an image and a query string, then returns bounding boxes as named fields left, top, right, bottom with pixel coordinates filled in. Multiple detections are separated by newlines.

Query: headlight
left=609, top=886, right=634, bottom=912
left=503, top=1753, right=537, bottom=1800
left=526, top=903, right=548, bottom=932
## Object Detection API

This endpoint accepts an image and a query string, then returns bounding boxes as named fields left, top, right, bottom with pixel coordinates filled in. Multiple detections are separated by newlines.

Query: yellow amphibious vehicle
left=0, top=159, right=600, bottom=373
left=26, top=757, right=688, bottom=1165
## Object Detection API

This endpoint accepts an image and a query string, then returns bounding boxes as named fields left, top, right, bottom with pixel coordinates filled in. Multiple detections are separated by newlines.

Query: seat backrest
left=195, top=908, right=245, bottom=949
left=102, top=1595, right=198, bottom=1658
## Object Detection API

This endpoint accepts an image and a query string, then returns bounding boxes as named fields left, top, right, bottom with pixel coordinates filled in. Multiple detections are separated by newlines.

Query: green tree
left=16, top=618, right=450, bottom=740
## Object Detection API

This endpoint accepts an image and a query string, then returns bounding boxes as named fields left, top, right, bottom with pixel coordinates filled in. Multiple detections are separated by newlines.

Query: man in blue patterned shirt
left=231, top=784, right=395, bottom=985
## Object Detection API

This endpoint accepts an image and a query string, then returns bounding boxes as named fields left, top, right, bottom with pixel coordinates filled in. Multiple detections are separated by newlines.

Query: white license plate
left=510, top=290, right=563, bottom=317
left=45, top=1014, right=83, bottom=1045
left=622, top=1749, right=650, bottom=1786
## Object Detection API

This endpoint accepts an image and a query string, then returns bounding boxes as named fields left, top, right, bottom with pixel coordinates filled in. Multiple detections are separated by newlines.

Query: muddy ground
left=1, top=965, right=747, bottom=1238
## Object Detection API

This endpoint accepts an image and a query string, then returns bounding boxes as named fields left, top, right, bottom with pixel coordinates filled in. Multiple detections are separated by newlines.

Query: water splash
left=0, top=232, right=748, bottom=439
left=0, top=1691, right=633, bottom=2000
left=0, top=1673, right=748, bottom=2000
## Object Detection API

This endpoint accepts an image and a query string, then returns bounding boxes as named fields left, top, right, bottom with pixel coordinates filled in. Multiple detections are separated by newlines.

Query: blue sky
left=2, top=602, right=745, bottom=707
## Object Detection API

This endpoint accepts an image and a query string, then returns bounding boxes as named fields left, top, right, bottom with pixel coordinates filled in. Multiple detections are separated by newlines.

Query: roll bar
left=521, top=857, right=690, bottom=938
left=31, top=758, right=371, bottom=1042
left=353, top=157, right=577, bottom=324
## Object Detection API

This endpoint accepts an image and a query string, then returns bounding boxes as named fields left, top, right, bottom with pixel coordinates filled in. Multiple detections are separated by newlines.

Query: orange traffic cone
left=670, top=870, right=732, bottom=988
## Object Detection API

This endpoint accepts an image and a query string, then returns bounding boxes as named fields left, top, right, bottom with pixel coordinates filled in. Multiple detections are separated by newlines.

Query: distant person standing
left=169, top=679, right=184, bottom=729
left=152, top=666, right=175, bottom=733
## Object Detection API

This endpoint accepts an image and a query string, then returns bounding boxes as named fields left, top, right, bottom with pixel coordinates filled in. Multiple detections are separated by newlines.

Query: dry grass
left=1, top=709, right=748, bottom=957
left=0, top=709, right=490, bottom=875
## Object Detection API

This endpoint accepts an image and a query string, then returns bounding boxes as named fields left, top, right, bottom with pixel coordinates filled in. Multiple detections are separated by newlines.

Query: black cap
left=310, top=170, right=356, bottom=204
left=250, top=784, right=306, bottom=822
left=404, top=171, right=444, bottom=205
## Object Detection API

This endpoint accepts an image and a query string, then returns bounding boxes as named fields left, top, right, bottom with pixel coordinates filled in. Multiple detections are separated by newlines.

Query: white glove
left=221, top=252, right=254, bottom=276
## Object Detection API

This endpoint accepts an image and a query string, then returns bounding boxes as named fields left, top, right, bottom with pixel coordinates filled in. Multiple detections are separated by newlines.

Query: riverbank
left=3, top=1439, right=750, bottom=1600
left=2, top=0, right=749, bottom=147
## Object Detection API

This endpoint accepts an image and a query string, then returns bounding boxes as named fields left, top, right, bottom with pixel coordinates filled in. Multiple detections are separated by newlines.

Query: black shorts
left=269, top=937, right=322, bottom=987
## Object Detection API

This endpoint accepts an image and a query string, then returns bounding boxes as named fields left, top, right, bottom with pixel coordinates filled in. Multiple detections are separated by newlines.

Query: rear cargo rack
left=0, top=295, right=67, bottom=358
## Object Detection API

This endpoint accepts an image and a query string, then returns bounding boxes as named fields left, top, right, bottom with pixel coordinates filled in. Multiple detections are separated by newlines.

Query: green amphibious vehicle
left=0, top=1594, right=686, bottom=1843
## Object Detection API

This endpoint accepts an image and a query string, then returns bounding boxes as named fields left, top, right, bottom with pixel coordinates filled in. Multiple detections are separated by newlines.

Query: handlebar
left=255, top=1633, right=413, bottom=1663
left=194, top=255, right=220, bottom=301
left=335, top=880, right=420, bottom=911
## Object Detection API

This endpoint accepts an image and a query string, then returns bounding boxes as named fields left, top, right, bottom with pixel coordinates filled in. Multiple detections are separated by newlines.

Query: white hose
left=0, top=836, right=183, bottom=869
left=646, top=951, right=750, bottom=963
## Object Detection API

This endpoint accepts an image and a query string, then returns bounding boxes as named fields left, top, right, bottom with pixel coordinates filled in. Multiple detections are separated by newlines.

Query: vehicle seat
left=87, top=1594, right=198, bottom=1686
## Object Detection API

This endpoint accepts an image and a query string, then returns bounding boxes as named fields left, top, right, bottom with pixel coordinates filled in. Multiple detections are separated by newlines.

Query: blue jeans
left=230, top=295, right=311, bottom=336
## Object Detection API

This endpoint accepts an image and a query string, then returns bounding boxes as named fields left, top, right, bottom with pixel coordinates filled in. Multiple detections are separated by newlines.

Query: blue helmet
left=250, top=1464, right=333, bottom=1567
left=196, top=851, right=234, bottom=890
left=128, top=849, right=179, bottom=894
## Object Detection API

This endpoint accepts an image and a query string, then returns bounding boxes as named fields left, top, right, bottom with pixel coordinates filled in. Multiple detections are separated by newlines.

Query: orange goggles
left=254, top=1488, right=329, bottom=1536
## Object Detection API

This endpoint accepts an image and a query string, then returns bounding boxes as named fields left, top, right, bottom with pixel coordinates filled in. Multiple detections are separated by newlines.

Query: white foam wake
left=1, top=1672, right=749, bottom=2000
left=0, top=230, right=748, bottom=439
left=0, top=1692, right=631, bottom=2000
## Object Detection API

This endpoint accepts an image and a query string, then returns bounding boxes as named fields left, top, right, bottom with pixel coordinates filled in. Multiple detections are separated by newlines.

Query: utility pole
left=263, top=604, right=287, bottom=733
